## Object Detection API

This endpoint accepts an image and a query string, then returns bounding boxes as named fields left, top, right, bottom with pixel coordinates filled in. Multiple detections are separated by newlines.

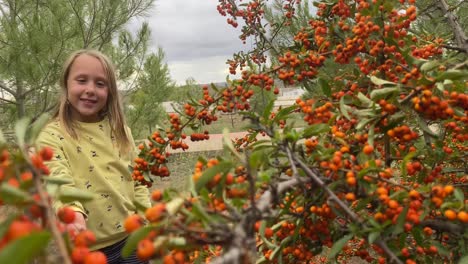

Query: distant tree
left=249, top=85, right=276, bottom=115
left=125, top=48, right=175, bottom=138
left=0, top=0, right=155, bottom=128
left=166, top=78, right=204, bottom=102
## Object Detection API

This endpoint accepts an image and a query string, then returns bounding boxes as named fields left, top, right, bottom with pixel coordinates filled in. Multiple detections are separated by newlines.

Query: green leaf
left=453, top=188, right=464, bottom=204
left=262, top=99, right=275, bottom=121
left=339, top=96, right=351, bottom=120
left=167, top=237, right=187, bottom=248
left=329, top=234, right=353, bottom=259
left=43, top=177, right=73, bottom=185
left=392, top=205, right=409, bottom=235
left=27, top=113, right=50, bottom=144
left=166, top=197, right=184, bottom=216
left=412, top=227, right=424, bottom=245
left=318, top=78, right=331, bottom=97
left=191, top=202, right=211, bottom=223
left=368, top=124, right=375, bottom=147
left=15, top=117, right=30, bottom=147
left=416, top=115, right=438, bottom=138
left=458, top=255, right=468, bottom=264
left=0, top=129, right=5, bottom=144
left=355, top=118, right=373, bottom=131
left=275, top=105, right=297, bottom=121
left=302, top=124, right=330, bottom=137
left=210, top=83, right=219, bottom=92
left=420, top=60, right=439, bottom=72
left=271, top=236, right=293, bottom=259
left=368, top=232, right=380, bottom=244
left=0, top=183, right=32, bottom=204
left=222, top=128, right=242, bottom=161
left=370, top=87, right=399, bottom=101
left=121, top=225, right=153, bottom=257
left=0, top=215, right=17, bottom=238
left=249, top=149, right=267, bottom=170
left=435, top=70, right=467, bottom=81
left=357, top=92, right=373, bottom=107
left=387, top=111, right=406, bottom=126
left=354, top=109, right=377, bottom=118
left=0, top=231, right=51, bottom=264
left=370, top=76, right=396, bottom=86
left=195, top=160, right=232, bottom=192
left=58, top=187, right=95, bottom=203
left=256, top=256, right=268, bottom=264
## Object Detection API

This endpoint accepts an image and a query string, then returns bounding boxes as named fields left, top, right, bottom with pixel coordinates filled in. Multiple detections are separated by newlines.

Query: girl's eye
left=96, top=81, right=107, bottom=87
left=77, top=79, right=87, bottom=83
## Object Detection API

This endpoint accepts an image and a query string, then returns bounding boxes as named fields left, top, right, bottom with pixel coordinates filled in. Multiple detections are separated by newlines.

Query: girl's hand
left=65, top=211, right=87, bottom=234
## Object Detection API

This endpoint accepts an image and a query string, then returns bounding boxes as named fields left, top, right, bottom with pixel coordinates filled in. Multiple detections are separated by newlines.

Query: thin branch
left=421, top=219, right=465, bottom=234
left=0, top=96, right=17, bottom=104
left=0, top=81, right=16, bottom=96
left=437, top=0, right=468, bottom=53
left=441, top=44, right=468, bottom=53
left=293, top=156, right=403, bottom=264
left=26, top=155, right=71, bottom=264
left=66, top=0, right=87, bottom=48
left=211, top=177, right=311, bottom=264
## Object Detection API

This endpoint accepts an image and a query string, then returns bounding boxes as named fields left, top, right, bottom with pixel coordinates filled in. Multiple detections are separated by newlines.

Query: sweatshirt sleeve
left=127, top=127, right=151, bottom=209
left=36, top=125, right=86, bottom=216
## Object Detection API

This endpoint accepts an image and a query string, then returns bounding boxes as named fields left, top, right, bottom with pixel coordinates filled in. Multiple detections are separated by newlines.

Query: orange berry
left=151, top=190, right=163, bottom=201
left=137, top=239, right=155, bottom=261
left=408, top=190, right=420, bottom=199
left=443, top=185, right=454, bottom=195
left=423, top=227, right=433, bottom=236
left=264, top=227, right=274, bottom=238
left=429, top=245, right=438, bottom=254
left=388, top=200, right=399, bottom=209
left=163, top=254, right=176, bottom=264
left=346, top=177, right=357, bottom=186
left=145, top=203, right=166, bottom=222
left=84, top=251, right=107, bottom=264
left=71, top=246, right=90, bottom=264
left=444, top=209, right=457, bottom=220
left=124, top=214, right=144, bottom=233
left=6, top=220, right=36, bottom=241
left=345, top=193, right=356, bottom=201
left=363, top=145, right=374, bottom=155
left=457, top=211, right=468, bottom=223
left=58, top=207, right=76, bottom=224
left=74, top=230, right=96, bottom=247
left=39, top=146, right=54, bottom=161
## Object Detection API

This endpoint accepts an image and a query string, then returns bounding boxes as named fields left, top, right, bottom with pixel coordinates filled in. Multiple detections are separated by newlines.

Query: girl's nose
left=85, top=84, right=96, bottom=95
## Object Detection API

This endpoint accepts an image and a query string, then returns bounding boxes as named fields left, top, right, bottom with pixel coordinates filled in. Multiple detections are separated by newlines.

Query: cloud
left=129, top=0, right=248, bottom=84
left=168, top=55, right=239, bottom=85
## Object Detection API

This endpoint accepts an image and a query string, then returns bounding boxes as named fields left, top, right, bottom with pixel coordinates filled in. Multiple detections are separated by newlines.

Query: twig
left=211, top=177, right=311, bottom=264
left=421, top=219, right=465, bottom=234
left=32, top=169, right=71, bottom=264
left=437, top=0, right=468, bottom=53
left=293, top=156, right=403, bottom=264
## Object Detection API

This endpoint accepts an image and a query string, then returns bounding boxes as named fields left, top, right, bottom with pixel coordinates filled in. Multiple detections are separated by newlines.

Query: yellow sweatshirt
left=36, top=118, right=151, bottom=250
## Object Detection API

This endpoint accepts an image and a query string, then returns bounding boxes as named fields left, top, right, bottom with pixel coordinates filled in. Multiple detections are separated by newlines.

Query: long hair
left=53, top=49, right=131, bottom=152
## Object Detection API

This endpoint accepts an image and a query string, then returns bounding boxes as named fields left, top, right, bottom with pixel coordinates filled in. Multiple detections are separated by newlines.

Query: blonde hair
left=54, top=49, right=131, bottom=152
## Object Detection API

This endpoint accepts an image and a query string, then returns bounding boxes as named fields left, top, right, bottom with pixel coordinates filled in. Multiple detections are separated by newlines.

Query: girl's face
left=67, top=54, right=109, bottom=123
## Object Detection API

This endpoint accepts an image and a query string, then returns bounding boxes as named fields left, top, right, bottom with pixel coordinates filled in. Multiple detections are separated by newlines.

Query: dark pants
left=99, top=238, right=149, bottom=264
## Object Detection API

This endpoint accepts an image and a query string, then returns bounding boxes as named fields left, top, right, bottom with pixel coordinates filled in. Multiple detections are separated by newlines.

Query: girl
left=37, top=49, right=151, bottom=263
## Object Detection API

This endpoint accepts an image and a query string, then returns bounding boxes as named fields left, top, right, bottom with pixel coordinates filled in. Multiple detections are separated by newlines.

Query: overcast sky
left=130, top=0, right=249, bottom=85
